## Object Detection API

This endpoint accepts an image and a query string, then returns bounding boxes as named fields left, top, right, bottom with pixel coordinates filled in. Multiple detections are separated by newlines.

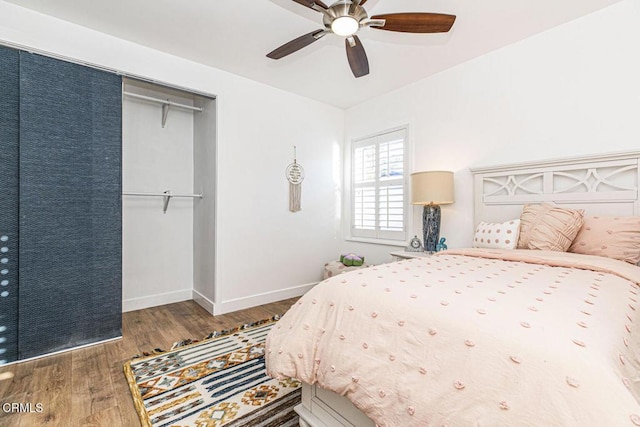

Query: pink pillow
left=473, top=220, right=520, bottom=249
left=517, top=203, right=584, bottom=252
left=569, top=215, right=640, bottom=264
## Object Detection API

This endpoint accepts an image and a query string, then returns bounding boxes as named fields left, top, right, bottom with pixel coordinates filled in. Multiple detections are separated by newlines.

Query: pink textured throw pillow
left=569, top=215, right=640, bottom=264
left=517, top=203, right=584, bottom=252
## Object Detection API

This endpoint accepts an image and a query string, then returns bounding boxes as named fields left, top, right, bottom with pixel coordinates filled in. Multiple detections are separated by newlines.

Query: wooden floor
left=0, top=298, right=298, bottom=427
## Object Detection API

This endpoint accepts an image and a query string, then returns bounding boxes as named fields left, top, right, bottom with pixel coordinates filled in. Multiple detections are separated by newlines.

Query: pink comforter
left=266, top=249, right=640, bottom=426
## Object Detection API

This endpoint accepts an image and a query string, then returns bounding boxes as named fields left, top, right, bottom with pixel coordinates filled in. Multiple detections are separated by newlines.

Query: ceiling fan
left=266, top=0, right=456, bottom=78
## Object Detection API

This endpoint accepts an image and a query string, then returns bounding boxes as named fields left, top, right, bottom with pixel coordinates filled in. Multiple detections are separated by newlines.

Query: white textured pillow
left=473, top=220, right=521, bottom=249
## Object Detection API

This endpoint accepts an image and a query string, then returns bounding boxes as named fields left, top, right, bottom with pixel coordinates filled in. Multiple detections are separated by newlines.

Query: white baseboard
left=123, top=282, right=316, bottom=314
left=123, top=289, right=193, bottom=312
left=2, top=336, right=122, bottom=367
left=192, top=289, right=215, bottom=314
left=214, top=282, right=317, bottom=315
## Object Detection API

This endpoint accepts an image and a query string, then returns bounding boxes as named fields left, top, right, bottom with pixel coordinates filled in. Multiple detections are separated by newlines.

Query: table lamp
left=411, top=171, right=454, bottom=252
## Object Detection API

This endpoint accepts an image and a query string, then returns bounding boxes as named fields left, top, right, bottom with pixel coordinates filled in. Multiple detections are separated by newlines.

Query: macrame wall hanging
left=285, top=146, right=305, bottom=212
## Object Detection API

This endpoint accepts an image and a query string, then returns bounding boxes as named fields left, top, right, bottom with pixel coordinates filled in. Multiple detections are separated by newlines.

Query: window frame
left=344, top=125, right=410, bottom=245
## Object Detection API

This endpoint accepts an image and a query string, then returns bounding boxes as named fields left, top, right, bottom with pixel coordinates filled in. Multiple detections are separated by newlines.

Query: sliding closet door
left=18, top=53, right=122, bottom=359
left=0, top=46, right=20, bottom=364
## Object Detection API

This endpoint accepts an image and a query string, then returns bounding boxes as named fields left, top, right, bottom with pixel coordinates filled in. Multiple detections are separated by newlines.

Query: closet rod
left=123, top=191, right=203, bottom=198
left=123, top=92, right=204, bottom=112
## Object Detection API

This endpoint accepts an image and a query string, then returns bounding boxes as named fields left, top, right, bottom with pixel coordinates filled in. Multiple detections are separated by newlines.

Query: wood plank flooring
left=0, top=298, right=298, bottom=427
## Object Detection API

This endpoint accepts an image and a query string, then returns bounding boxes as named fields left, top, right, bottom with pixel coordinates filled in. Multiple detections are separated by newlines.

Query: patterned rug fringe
left=173, top=314, right=282, bottom=350
left=124, top=314, right=298, bottom=427
left=130, top=314, right=282, bottom=359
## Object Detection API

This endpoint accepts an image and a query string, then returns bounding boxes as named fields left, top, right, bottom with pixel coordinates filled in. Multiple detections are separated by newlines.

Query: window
left=349, top=127, right=408, bottom=242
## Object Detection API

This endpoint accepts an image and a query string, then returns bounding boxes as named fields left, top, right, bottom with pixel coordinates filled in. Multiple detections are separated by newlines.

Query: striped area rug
left=124, top=317, right=300, bottom=427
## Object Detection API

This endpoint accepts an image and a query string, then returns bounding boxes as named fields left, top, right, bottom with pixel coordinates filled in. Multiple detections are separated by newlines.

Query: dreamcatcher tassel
left=289, top=182, right=301, bottom=212
left=286, top=146, right=305, bottom=213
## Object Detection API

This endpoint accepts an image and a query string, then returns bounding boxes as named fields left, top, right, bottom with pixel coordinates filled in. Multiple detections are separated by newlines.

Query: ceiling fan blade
left=345, top=35, right=369, bottom=78
left=292, top=0, right=328, bottom=10
left=370, top=13, right=456, bottom=33
left=267, top=30, right=326, bottom=60
left=349, top=0, right=369, bottom=14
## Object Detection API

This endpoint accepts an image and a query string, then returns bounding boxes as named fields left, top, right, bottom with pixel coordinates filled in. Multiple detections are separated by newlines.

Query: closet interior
left=122, top=78, right=217, bottom=315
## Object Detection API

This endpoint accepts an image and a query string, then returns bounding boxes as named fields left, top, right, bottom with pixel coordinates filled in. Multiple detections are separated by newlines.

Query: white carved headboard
left=470, top=151, right=640, bottom=226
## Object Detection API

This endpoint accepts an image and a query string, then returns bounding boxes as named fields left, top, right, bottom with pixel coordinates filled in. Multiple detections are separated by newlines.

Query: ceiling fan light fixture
left=331, top=16, right=359, bottom=36
left=267, top=2, right=457, bottom=78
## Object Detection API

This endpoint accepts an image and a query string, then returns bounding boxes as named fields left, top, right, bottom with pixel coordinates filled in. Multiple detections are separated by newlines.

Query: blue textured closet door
left=0, top=46, right=20, bottom=365
left=18, top=52, right=122, bottom=359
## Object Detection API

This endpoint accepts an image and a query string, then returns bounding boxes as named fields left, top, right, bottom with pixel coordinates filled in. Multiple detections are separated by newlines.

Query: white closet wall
left=193, top=99, right=216, bottom=312
left=122, top=82, right=196, bottom=311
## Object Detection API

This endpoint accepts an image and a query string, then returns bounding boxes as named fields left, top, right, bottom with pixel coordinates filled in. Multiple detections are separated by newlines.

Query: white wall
left=0, top=1, right=344, bottom=314
left=343, top=0, right=640, bottom=263
left=214, top=86, right=344, bottom=312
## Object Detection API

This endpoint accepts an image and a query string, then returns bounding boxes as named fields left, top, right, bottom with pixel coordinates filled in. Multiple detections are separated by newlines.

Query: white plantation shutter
left=351, top=127, right=408, bottom=241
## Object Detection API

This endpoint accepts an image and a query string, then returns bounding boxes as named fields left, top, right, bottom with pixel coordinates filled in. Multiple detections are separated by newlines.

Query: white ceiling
left=5, top=0, right=622, bottom=108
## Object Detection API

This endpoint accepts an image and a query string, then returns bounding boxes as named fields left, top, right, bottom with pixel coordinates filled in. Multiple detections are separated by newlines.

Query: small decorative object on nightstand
left=436, top=237, right=448, bottom=252
left=405, top=235, right=423, bottom=252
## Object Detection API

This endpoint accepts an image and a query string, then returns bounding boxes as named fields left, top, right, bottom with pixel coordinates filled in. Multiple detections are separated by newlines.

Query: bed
left=266, top=151, right=640, bottom=426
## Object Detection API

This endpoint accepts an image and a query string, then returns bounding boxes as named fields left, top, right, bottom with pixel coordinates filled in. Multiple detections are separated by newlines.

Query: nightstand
left=390, top=251, right=433, bottom=262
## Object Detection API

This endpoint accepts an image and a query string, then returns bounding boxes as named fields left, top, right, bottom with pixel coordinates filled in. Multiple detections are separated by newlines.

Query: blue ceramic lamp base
left=423, top=204, right=441, bottom=253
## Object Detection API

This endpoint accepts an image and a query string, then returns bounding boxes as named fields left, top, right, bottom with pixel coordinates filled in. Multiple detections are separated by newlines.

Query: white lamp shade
left=411, top=171, right=454, bottom=205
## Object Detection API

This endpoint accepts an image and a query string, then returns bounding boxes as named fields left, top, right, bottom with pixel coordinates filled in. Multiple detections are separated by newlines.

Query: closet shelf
left=123, top=91, right=203, bottom=128
left=123, top=191, right=203, bottom=214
